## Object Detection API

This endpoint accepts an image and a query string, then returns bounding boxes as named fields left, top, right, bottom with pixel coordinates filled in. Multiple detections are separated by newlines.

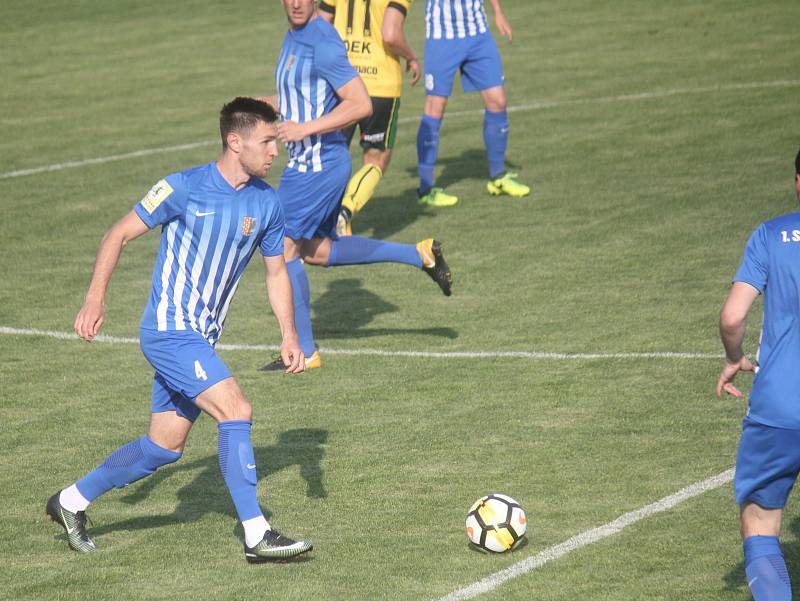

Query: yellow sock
left=342, top=163, right=383, bottom=214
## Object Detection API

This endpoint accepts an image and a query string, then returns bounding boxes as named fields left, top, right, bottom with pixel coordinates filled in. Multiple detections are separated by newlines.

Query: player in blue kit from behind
left=45, top=98, right=313, bottom=562
left=260, top=0, right=452, bottom=372
left=715, top=149, right=800, bottom=600
left=415, top=0, right=530, bottom=207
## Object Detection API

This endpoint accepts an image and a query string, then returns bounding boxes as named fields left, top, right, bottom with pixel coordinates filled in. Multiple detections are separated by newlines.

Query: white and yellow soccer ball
left=465, top=493, right=527, bottom=553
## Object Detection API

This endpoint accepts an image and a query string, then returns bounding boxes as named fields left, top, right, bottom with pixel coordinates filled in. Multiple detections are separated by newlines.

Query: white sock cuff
left=60, top=484, right=90, bottom=512
left=242, top=515, right=271, bottom=547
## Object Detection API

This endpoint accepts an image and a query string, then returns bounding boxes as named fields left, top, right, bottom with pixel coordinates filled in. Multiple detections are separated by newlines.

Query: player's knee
left=300, top=238, right=331, bottom=266
left=483, top=87, right=507, bottom=112
left=218, top=396, right=253, bottom=422
left=424, top=96, right=447, bottom=120
left=485, top=96, right=506, bottom=112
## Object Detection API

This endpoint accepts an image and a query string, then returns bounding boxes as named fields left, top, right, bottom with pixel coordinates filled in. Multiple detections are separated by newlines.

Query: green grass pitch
left=2, top=1, right=800, bottom=599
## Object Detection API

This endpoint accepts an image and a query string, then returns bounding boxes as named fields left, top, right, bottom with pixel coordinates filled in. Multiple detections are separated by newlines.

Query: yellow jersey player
left=319, top=0, right=422, bottom=236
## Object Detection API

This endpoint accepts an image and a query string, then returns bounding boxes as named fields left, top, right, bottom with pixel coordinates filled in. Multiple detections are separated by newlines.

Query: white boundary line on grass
left=0, top=326, right=722, bottom=360
left=436, top=468, right=735, bottom=601
left=2, top=79, right=798, bottom=180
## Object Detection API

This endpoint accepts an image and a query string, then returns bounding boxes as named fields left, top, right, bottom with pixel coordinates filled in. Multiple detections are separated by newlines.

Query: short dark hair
left=796, top=147, right=800, bottom=176
left=219, top=97, right=278, bottom=148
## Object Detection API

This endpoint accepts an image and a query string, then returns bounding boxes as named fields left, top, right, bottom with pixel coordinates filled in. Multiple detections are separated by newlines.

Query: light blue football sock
left=417, top=113, right=442, bottom=196
left=483, top=109, right=509, bottom=180
left=286, top=257, right=316, bottom=356
left=744, top=535, right=792, bottom=601
left=328, top=235, right=422, bottom=268
left=75, top=436, right=182, bottom=501
left=218, top=420, right=263, bottom=522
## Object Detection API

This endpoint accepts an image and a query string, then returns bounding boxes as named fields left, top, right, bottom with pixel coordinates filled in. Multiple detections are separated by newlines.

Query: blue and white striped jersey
left=133, top=162, right=285, bottom=346
left=425, top=0, right=489, bottom=40
left=275, top=16, right=358, bottom=173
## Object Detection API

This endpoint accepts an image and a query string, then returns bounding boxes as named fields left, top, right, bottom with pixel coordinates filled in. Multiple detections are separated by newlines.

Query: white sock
left=59, top=484, right=90, bottom=512
left=242, top=515, right=271, bottom=547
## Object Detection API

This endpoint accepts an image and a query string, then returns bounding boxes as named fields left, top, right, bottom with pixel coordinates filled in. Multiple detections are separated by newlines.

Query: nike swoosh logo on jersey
left=247, top=463, right=256, bottom=469
left=195, top=210, right=215, bottom=217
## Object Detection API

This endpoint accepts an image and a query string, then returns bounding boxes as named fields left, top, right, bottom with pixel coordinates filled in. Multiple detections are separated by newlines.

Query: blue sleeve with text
left=733, top=223, right=768, bottom=293
left=133, top=173, right=188, bottom=229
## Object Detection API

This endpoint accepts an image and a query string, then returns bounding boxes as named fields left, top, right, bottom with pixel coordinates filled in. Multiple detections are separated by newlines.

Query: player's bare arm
left=256, top=95, right=279, bottom=111
left=263, top=254, right=305, bottom=373
left=382, top=6, right=420, bottom=85
left=277, top=76, right=372, bottom=143
left=74, top=210, right=150, bottom=341
left=716, top=281, right=759, bottom=397
left=487, top=0, right=512, bottom=42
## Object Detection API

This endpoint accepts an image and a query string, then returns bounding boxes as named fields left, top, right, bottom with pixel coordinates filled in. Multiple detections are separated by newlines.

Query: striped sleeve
left=133, top=173, right=186, bottom=228
left=259, top=191, right=285, bottom=257
left=314, top=30, right=358, bottom=91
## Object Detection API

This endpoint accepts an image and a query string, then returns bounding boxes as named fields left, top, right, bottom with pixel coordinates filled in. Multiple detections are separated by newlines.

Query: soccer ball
left=465, top=493, right=527, bottom=553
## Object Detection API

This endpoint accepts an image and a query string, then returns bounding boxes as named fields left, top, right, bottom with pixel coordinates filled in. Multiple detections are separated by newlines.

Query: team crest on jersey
left=140, top=179, right=174, bottom=214
left=242, top=216, right=256, bottom=236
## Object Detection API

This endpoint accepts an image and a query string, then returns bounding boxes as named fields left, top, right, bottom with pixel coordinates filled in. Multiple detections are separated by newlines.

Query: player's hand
left=74, top=298, right=105, bottom=341
left=716, top=356, right=756, bottom=398
left=495, top=12, right=513, bottom=42
left=277, top=120, right=308, bottom=143
left=281, top=335, right=305, bottom=374
left=406, top=57, right=421, bottom=86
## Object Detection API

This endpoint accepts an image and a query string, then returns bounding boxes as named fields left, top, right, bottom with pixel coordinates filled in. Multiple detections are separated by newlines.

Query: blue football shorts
left=734, top=416, right=800, bottom=508
left=140, top=328, right=232, bottom=423
left=423, top=33, right=504, bottom=97
left=277, top=148, right=351, bottom=240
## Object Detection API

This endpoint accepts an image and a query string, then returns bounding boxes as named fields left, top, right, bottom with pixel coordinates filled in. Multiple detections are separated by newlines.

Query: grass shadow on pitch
left=88, top=428, right=329, bottom=539
left=349, top=186, right=435, bottom=240
left=312, top=278, right=457, bottom=340
left=403, top=148, right=523, bottom=194
left=722, top=512, right=800, bottom=592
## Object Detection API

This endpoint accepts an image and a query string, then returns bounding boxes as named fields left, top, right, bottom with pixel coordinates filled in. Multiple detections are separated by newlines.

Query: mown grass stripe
left=2, top=79, right=797, bottom=180
left=0, top=326, right=722, bottom=360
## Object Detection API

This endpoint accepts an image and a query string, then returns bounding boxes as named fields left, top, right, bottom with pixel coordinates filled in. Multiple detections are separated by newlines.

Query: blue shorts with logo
left=277, top=147, right=351, bottom=240
left=734, top=416, right=800, bottom=508
left=140, top=328, right=232, bottom=423
left=423, top=33, right=504, bottom=97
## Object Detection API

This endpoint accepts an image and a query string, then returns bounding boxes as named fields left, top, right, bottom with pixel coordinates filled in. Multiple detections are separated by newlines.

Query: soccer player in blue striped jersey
left=715, top=150, right=800, bottom=601
left=415, top=0, right=530, bottom=206
left=260, top=0, right=453, bottom=371
left=45, top=98, right=313, bottom=562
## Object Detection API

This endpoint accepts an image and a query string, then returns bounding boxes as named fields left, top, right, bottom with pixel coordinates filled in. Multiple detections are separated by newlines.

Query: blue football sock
left=75, top=436, right=182, bottom=501
left=744, top=535, right=792, bottom=601
left=286, top=257, right=316, bottom=356
left=328, top=235, right=422, bottom=268
left=218, top=420, right=263, bottom=523
left=417, top=113, right=442, bottom=195
left=483, top=109, right=509, bottom=180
